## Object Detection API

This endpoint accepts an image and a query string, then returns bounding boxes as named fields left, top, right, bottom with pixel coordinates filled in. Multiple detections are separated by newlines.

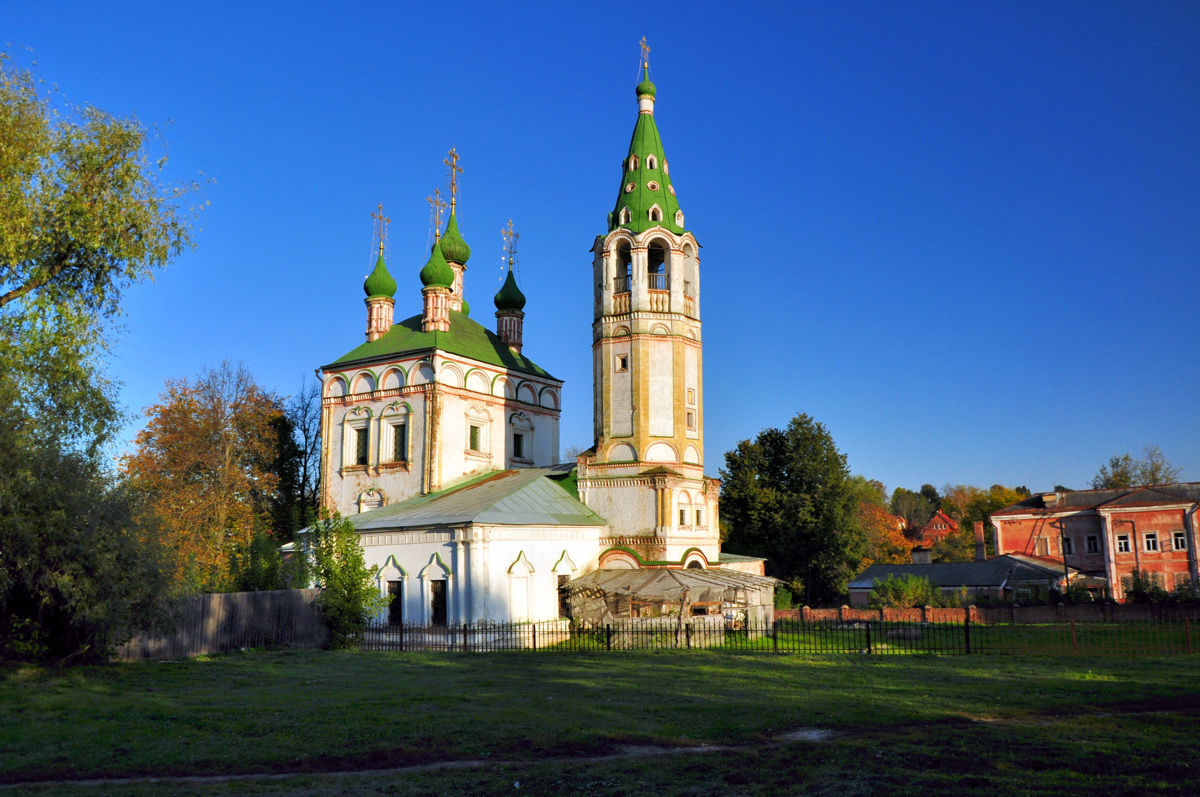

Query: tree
left=1091, top=445, right=1182, bottom=489
left=720, top=413, right=863, bottom=604
left=857, top=502, right=914, bottom=567
left=931, top=484, right=1028, bottom=562
left=869, top=574, right=957, bottom=609
left=890, top=487, right=934, bottom=531
left=0, top=51, right=197, bottom=661
left=1, top=51, right=197, bottom=318
left=268, top=379, right=321, bottom=540
left=304, top=515, right=388, bottom=649
left=125, top=362, right=284, bottom=592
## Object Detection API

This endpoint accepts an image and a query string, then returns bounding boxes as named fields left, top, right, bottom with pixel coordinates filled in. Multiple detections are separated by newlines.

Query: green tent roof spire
left=363, top=249, right=397, bottom=299
left=609, top=62, right=685, bottom=236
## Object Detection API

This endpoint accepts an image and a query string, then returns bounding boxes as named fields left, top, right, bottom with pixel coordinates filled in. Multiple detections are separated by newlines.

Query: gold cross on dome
left=501, top=219, right=520, bottom=265
left=426, top=187, right=447, bottom=240
left=640, top=36, right=651, bottom=68
left=370, top=203, right=390, bottom=255
left=444, top=147, right=463, bottom=208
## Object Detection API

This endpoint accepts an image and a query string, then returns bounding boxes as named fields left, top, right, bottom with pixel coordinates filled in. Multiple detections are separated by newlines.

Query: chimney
left=911, top=548, right=932, bottom=565
left=974, top=521, right=987, bottom=562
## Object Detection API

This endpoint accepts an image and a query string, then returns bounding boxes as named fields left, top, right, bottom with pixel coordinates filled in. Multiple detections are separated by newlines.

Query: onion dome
left=419, top=240, right=453, bottom=288
left=461, top=298, right=471, bottom=316
left=363, top=253, right=397, bottom=298
left=493, top=265, right=526, bottom=311
left=440, top=211, right=472, bottom=265
left=636, top=64, right=656, bottom=98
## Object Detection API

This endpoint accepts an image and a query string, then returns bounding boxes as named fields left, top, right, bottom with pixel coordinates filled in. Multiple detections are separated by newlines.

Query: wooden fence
left=115, top=589, right=326, bottom=661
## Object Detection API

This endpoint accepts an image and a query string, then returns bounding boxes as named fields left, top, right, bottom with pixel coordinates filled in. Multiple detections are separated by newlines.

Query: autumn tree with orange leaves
left=125, top=361, right=285, bottom=592
left=857, top=502, right=914, bottom=567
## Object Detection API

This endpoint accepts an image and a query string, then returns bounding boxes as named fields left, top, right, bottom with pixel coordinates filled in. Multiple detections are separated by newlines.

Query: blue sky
left=7, top=1, right=1198, bottom=495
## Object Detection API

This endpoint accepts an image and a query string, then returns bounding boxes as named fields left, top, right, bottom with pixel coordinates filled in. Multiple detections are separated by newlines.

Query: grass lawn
left=2, top=649, right=1198, bottom=795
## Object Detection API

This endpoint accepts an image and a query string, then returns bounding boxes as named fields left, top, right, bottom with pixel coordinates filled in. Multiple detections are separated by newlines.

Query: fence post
left=532, top=623, right=537, bottom=650
left=686, top=623, right=692, bottom=650
left=865, top=621, right=872, bottom=655
left=964, top=614, right=971, bottom=655
left=464, top=623, right=469, bottom=653
left=606, top=623, right=612, bottom=651
left=772, top=619, right=779, bottom=654
left=399, top=622, right=405, bottom=652
left=1070, top=618, right=1078, bottom=655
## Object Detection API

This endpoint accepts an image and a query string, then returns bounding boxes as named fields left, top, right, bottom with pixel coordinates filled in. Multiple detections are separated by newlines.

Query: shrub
left=1123, top=568, right=1170, bottom=604
left=303, top=515, right=387, bottom=648
left=774, top=584, right=795, bottom=610
left=868, top=574, right=957, bottom=609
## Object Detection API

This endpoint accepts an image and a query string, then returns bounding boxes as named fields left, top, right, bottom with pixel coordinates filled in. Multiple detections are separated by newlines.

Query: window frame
left=1086, top=535, right=1100, bottom=553
left=1062, top=536, right=1074, bottom=556
left=1116, top=534, right=1131, bottom=553
left=1173, top=530, right=1188, bottom=551
left=1145, top=532, right=1159, bottom=553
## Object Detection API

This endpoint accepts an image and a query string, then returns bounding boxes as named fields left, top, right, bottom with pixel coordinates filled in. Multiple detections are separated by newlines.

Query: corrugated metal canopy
left=569, top=567, right=777, bottom=603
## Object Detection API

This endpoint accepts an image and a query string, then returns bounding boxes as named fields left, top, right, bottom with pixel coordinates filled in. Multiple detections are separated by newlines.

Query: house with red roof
left=989, top=483, right=1200, bottom=601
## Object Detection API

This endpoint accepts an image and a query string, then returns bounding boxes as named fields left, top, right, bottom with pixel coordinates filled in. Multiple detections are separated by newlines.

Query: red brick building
left=990, top=484, right=1199, bottom=601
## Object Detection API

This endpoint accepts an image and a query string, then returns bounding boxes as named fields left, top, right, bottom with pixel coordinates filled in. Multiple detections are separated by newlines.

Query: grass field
left=2, top=649, right=1198, bottom=795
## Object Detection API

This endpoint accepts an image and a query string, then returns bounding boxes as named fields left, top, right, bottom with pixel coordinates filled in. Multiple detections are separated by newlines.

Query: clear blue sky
left=7, top=0, right=1198, bottom=495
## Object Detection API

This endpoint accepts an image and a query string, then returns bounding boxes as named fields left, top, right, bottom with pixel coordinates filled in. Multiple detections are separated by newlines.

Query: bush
left=774, top=584, right=795, bottom=610
left=1124, top=568, right=1170, bottom=604
left=868, top=574, right=958, bottom=609
left=302, top=515, right=387, bottom=649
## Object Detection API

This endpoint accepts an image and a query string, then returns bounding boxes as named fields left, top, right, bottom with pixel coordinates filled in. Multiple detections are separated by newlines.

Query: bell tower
left=577, top=46, right=720, bottom=568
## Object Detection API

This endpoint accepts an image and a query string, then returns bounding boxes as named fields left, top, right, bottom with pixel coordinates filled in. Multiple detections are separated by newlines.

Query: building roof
left=493, top=262, right=526, bottom=311
left=911, top=509, right=959, bottom=544
left=324, top=309, right=556, bottom=379
left=991, top=482, right=1200, bottom=517
left=847, top=555, right=1076, bottom=591
left=439, top=211, right=471, bottom=266
left=345, top=468, right=606, bottom=531
left=610, top=66, right=685, bottom=236
left=569, top=567, right=776, bottom=604
left=363, top=252, right=396, bottom=299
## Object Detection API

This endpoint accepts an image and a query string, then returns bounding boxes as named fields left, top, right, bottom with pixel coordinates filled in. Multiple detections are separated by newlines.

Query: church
left=315, top=55, right=772, bottom=626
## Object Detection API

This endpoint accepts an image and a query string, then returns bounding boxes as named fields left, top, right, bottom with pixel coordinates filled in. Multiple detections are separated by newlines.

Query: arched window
left=646, top=154, right=657, bottom=170
left=613, top=240, right=632, bottom=292
left=509, top=411, right=534, bottom=465
left=628, top=155, right=638, bottom=171
left=647, top=239, right=668, bottom=290
left=648, top=205, right=663, bottom=223
left=675, top=210, right=684, bottom=227
left=618, top=207, right=631, bottom=225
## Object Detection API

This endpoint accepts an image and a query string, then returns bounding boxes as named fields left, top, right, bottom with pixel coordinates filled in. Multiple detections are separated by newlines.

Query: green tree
left=931, top=484, right=1028, bottom=562
left=304, top=515, right=387, bottom=649
left=868, top=574, right=956, bottom=609
left=890, top=487, right=934, bottom=530
left=1091, top=445, right=1182, bottom=489
left=720, top=413, right=863, bottom=604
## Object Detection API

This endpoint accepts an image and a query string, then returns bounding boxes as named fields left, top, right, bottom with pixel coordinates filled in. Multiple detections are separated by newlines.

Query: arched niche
left=644, top=441, right=677, bottom=463
left=608, top=442, right=636, bottom=462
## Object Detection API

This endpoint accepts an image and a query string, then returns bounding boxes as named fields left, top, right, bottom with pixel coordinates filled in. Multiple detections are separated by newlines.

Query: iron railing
left=357, top=617, right=1198, bottom=656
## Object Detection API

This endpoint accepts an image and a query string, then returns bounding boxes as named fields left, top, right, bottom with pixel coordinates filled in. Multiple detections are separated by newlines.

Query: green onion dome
left=439, top=212, right=472, bottom=265
left=419, top=240, right=454, bottom=288
left=363, top=253, right=397, bottom=298
left=493, top=265, right=526, bottom=311
left=461, top=298, right=470, bottom=316
left=636, top=65, right=656, bottom=98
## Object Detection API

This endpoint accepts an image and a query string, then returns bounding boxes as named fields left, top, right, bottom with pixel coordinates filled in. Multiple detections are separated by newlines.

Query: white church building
left=315, top=59, right=770, bottom=626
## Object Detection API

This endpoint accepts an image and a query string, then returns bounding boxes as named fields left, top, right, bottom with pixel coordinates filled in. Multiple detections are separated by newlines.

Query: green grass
left=2, top=649, right=1198, bottom=795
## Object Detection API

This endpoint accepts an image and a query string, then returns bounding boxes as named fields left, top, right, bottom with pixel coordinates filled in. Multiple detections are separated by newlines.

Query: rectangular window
left=1086, top=535, right=1099, bottom=553
left=387, top=581, right=403, bottom=626
left=1174, top=531, right=1188, bottom=551
left=1145, top=533, right=1159, bottom=552
left=1117, top=534, right=1131, bottom=553
left=469, top=424, right=481, bottom=452
left=429, top=580, right=447, bottom=626
left=558, top=574, right=571, bottom=619
left=355, top=427, right=369, bottom=466
left=392, top=423, right=407, bottom=462
left=695, top=509, right=703, bottom=527
left=615, top=354, right=629, bottom=372
left=679, top=509, right=687, bottom=526
left=686, top=388, right=696, bottom=405
left=1062, top=536, right=1074, bottom=555
left=513, top=432, right=525, bottom=460
left=686, top=411, right=696, bottom=430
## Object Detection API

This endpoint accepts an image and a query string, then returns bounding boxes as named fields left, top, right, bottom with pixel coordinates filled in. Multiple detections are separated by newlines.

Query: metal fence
left=357, top=616, right=1198, bottom=656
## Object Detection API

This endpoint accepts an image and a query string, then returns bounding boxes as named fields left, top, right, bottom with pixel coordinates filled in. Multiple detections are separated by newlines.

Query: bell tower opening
left=647, top=240, right=667, bottom=290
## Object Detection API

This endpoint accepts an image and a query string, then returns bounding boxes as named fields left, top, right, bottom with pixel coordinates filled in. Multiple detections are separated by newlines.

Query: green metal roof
left=610, top=69, right=685, bottom=236
left=345, top=468, right=608, bottom=531
left=439, top=211, right=471, bottom=265
left=325, top=309, right=556, bottom=379
left=419, top=240, right=454, bottom=288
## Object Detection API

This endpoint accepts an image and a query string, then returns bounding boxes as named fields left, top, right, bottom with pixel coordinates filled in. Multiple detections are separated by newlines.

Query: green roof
left=363, top=253, right=397, bottom=299
left=419, top=240, right=453, bottom=288
left=610, top=69, right=685, bottom=236
left=344, top=468, right=607, bottom=530
left=326, top=309, right=556, bottom=379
